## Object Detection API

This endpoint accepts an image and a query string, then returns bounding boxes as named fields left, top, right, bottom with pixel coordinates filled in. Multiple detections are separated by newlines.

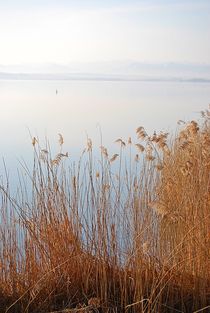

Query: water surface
left=0, top=80, right=209, bottom=183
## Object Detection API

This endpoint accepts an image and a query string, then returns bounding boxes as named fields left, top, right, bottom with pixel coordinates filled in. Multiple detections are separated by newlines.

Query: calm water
left=0, top=80, right=209, bottom=183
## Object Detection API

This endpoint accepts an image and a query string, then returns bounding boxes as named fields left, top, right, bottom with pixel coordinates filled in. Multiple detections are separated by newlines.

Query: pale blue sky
left=0, top=0, right=209, bottom=66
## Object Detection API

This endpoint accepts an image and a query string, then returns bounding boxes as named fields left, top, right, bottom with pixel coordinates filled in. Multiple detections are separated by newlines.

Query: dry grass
left=0, top=108, right=210, bottom=313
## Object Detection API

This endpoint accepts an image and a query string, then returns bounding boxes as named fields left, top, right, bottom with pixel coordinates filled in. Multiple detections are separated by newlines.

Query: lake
left=0, top=79, right=209, bottom=187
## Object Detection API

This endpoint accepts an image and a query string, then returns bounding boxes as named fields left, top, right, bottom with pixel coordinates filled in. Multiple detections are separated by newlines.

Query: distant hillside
left=0, top=61, right=210, bottom=82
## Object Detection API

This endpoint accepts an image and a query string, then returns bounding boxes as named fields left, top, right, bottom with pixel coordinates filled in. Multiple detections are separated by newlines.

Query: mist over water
left=0, top=79, right=209, bottom=189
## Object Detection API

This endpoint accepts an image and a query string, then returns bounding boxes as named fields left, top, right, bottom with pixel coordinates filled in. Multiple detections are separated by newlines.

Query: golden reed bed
left=0, top=108, right=209, bottom=312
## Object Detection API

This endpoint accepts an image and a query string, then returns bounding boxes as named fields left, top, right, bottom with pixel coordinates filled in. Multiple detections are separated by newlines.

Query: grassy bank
left=0, top=109, right=209, bottom=313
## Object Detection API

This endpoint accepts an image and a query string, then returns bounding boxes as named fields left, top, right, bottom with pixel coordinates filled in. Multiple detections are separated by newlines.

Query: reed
left=0, top=109, right=209, bottom=312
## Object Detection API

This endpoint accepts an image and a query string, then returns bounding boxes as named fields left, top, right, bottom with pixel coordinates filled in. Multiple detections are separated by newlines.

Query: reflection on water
left=0, top=79, right=209, bottom=186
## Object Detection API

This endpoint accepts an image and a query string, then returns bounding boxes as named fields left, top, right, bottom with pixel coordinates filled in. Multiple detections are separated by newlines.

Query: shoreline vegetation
left=0, top=108, right=209, bottom=312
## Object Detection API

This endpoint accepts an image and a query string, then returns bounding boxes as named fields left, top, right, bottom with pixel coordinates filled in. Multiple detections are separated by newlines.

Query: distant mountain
left=0, top=62, right=210, bottom=82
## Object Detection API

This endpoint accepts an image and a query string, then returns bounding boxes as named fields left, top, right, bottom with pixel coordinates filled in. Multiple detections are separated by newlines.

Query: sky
left=0, top=0, right=210, bottom=67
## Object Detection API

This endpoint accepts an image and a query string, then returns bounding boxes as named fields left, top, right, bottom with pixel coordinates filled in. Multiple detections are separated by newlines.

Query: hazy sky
left=0, top=0, right=210, bottom=66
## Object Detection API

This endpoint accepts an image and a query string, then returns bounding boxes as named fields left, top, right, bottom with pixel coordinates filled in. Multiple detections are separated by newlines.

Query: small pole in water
left=56, top=89, right=58, bottom=95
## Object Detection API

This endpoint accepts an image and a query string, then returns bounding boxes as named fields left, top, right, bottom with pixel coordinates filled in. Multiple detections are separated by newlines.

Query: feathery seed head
left=136, top=126, right=144, bottom=133
left=87, top=138, right=92, bottom=151
left=149, top=201, right=168, bottom=217
left=100, top=146, right=108, bottom=158
left=110, top=154, right=119, bottom=163
left=32, top=137, right=37, bottom=146
left=135, top=144, right=145, bottom=153
left=115, top=138, right=126, bottom=147
left=58, top=133, right=64, bottom=145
